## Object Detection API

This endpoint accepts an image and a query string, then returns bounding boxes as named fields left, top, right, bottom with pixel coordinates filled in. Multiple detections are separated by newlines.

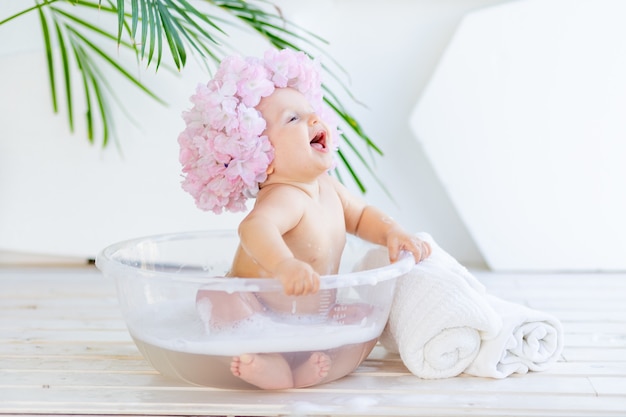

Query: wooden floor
left=1, top=266, right=625, bottom=416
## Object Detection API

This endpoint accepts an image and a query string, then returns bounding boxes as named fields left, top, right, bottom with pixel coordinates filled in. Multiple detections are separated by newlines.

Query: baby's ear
left=265, top=164, right=275, bottom=175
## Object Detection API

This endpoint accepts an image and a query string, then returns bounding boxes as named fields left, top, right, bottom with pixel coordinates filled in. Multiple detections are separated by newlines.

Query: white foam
left=127, top=300, right=383, bottom=356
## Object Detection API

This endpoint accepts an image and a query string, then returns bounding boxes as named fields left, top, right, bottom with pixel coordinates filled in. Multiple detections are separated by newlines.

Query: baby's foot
left=330, top=303, right=373, bottom=324
left=230, top=354, right=293, bottom=390
left=292, top=351, right=332, bottom=388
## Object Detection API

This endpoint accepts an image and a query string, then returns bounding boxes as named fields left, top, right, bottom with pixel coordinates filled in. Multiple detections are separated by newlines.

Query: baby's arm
left=354, top=205, right=431, bottom=263
left=333, top=179, right=431, bottom=263
left=238, top=187, right=320, bottom=296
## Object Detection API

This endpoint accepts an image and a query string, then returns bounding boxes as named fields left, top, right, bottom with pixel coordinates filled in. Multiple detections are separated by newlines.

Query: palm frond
left=115, top=0, right=125, bottom=42
left=54, top=19, right=74, bottom=131
left=37, top=3, right=58, bottom=113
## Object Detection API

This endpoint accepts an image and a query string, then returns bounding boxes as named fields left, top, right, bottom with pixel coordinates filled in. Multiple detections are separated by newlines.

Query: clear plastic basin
left=96, top=230, right=413, bottom=389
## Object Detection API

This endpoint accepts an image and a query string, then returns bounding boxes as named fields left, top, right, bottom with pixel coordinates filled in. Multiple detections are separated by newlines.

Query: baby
left=179, top=49, right=431, bottom=389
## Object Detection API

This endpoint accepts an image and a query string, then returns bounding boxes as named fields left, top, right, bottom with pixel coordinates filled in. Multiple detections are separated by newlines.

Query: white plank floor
left=1, top=266, right=625, bottom=416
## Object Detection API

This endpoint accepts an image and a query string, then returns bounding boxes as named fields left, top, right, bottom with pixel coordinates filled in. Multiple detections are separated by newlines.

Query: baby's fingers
left=310, top=274, right=320, bottom=294
left=409, top=239, right=431, bottom=263
left=301, top=273, right=320, bottom=295
left=387, top=235, right=402, bottom=263
left=389, top=237, right=431, bottom=264
left=420, top=240, right=432, bottom=260
left=283, top=273, right=320, bottom=296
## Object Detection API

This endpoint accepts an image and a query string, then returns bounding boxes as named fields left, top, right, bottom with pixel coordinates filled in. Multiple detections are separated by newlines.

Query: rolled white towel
left=465, top=294, right=564, bottom=378
left=357, top=233, right=502, bottom=379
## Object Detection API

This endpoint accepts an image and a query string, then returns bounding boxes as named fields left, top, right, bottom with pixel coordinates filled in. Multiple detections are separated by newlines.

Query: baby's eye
left=288, top=114, right=299, bottom=123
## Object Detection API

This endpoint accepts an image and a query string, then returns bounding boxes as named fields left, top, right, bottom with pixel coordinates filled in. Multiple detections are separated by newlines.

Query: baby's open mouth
left=310, top=131, right=327, bottom=151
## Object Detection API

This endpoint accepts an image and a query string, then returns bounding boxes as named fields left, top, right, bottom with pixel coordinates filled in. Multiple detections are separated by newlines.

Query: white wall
left=412, top=0, right=626, bottom=271
left=0, top=0, right=512, bottom=265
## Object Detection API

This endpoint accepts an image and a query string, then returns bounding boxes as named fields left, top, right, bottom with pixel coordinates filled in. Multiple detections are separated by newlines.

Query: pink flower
left=237, top=65, right=275, bottom=107
left=237, top=105, right=266, bottom=138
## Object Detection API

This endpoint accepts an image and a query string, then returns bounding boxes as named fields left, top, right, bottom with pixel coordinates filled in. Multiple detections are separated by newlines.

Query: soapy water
left=127, top=300, right=383, bottom=356
left=132, top=335, right=378, bottom=389
left=127, top=300, right=382, bottom=388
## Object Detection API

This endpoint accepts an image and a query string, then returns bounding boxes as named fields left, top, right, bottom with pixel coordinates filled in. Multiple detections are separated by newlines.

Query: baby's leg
left=196, top=290, right=265, bottom=330
left=231, top=354, right=293, bottom=390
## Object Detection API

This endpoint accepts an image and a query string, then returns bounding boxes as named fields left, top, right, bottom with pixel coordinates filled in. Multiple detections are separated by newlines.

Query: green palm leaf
left=54, top=20, right=73, bottom=132
left=37, top=4, right=57, bottom=113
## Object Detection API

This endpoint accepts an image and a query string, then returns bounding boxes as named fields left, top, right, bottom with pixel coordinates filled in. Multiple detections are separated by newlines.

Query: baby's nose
left=308, top=112, right=319, bottom=125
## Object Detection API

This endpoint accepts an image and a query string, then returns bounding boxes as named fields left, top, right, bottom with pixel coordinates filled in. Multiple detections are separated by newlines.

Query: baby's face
left=256, top=88, right=334, bottom=182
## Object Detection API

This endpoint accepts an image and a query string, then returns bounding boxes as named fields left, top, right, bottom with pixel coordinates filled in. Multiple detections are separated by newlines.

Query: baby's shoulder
left=259, top=182, right=309, bottom=198
left=255, top=183, right=309, bottom=210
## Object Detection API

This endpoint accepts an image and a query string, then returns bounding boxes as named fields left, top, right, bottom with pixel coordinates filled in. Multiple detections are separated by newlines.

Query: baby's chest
left=286, top=202, right=346, bottom=268
left=302, top=196, right=345, bottom=239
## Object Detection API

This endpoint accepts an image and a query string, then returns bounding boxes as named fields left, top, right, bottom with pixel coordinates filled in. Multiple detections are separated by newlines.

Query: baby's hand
left=386, top=228, right=432, bottom=264
left=274, top=258, right=320, bottom=296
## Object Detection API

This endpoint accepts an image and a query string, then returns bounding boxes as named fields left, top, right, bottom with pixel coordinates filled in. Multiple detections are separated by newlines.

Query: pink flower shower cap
left=178, top=48, right=338, bottom=214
